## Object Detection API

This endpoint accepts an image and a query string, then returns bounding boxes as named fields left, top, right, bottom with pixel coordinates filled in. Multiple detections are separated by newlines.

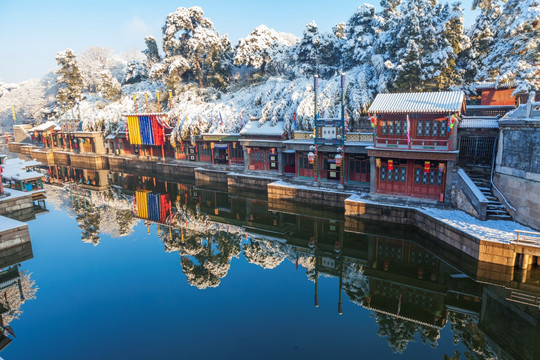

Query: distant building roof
left=30, top=121, right=61, bottom=132
left=459, top=117, right=499, bottom=129
left=368, top=91, right=465, bottom=114
left=240, top=120, right=285, bottom=137
left=473, top=81, right=515, bottom=90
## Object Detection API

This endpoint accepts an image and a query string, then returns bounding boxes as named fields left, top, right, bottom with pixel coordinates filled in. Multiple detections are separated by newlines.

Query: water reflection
left=0, top=240, right=37, bottom=351
left=41, top=171, right=540, bottom=359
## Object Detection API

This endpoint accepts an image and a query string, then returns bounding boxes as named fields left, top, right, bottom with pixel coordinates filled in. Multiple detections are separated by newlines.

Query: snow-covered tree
left=98, top=71, right=121, bottom=101
left=343, top=4, right=381, bottom=66
left=123, top=60, right=148, bottom=85
left=295, top=21, right=341, bottom=77
left=459, top=0, right=502, bottom=84
left=234, top=25, right=295, bottom=78
left=56, top=49, right=84, bottom=105
left=143, top=35, right=162, bottom=66
left=158, top=6, right=233, bottom=91
left=79, top=47, right=120, bottom=93
left=475, top=0, right=540, bottom=93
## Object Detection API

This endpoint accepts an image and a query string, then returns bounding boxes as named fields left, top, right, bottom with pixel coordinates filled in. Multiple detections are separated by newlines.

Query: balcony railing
left=375, top=137, right=451, bottom=151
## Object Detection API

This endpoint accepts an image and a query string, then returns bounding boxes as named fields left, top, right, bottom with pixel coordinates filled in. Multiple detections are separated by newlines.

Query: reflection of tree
left=75, top=200, right=101, bottom=246
left=342, top=263, right=369, bottom=306
left=160, top=205, right=242, bottom=289
left=0, top=272, right=38, bottom=326
left=375, top=315, right=440, bottom=354
left=376, top=314, right=419, bottom=354
left=115, top=209, right=136, bottom=237
left=447, top=311, right=495, bottom=360
left=242, top=237, right=293, bottom=269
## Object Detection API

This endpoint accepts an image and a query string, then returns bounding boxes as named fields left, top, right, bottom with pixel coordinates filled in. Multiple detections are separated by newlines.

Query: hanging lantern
left=307, top=151, right=315, bottom=165
left=214, top=208, right=219, bottom=215
left=438, top=162, right=445, bottom=173
left=376, top=158, right=381, bottom=168
left=335, top=153, right=343, bottom=166
left=233, top=142, right=236, bottom=149
left=424, top=161, right=431, bottom=173
left=370, top=116, right=377, bottom=128
left=388, top=159, right=394, bottom=171
left=81, top=138, right=85, bottom=143
left=271, top=148, right=276, bottom=154
left=210, top=142, right=214, bottom=149
left=247, top=147, right=251, bottom=154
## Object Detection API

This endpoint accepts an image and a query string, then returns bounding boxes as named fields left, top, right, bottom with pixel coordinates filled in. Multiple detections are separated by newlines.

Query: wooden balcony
left=375, top=137, right=451, bottom=151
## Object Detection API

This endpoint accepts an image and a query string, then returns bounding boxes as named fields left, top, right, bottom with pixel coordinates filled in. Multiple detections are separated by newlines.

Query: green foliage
left=56, top=48, right=84, bottom=105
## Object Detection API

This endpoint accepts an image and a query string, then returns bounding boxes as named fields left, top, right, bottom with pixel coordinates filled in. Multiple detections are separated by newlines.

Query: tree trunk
left=195, top=59, right=203, bottom=88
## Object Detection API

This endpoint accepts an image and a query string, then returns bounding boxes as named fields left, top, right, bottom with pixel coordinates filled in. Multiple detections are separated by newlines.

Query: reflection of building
left=0, top=225, right=36, bottom=352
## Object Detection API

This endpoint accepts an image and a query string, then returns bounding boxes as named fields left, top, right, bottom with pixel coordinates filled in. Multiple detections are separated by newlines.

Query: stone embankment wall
left=344, top=198, right=517, bottom=266
left=0, top=193, right=35, bottom=222
left=495, top=120, right=540, bottom=230
left=268, top=182, right=349, bottom=209
left=0, top=222, right=31, bottom=252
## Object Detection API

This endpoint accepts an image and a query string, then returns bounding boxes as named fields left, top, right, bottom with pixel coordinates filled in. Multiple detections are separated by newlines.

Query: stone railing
left=457, top=169, right=488, bottom=220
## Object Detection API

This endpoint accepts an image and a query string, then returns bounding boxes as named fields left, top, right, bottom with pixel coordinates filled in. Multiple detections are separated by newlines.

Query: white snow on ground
left=347, top=194, right=535, bottom=243
left=0, top=215, right=26, bottom=232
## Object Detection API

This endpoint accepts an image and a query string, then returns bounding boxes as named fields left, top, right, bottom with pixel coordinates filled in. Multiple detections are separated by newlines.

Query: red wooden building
left=367, top=91, right=466, bottom=202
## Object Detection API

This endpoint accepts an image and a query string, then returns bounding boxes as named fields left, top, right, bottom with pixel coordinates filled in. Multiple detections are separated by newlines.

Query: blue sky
left=0, top=0, right=477, bottom=83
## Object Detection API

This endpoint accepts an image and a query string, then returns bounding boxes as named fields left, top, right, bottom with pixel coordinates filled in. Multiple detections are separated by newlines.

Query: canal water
left=1, top=172, right=538, bottom=360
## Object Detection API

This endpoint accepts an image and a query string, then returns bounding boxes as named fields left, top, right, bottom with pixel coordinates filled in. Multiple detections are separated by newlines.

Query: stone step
left=487, top=209, right=510, bottom=214
left=487, top=214, right=513, bottom=221
left=487, top=204, right=506, bottom=210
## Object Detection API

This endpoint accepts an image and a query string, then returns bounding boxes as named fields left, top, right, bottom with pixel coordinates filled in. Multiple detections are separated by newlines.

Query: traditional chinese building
left=367, top=91, right=466, bottom=202
left=240, top=119, right=286, bottom=173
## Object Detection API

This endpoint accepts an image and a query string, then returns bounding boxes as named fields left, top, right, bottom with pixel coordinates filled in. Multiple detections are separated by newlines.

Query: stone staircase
left=466, top=170, right=512, bottom=221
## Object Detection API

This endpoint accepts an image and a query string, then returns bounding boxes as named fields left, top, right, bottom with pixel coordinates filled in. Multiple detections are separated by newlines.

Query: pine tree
left=98, top=71, right=121, bottom=101
left=295, top=21, right=340, bottom=77
left=394, top=39, right=422, bottom=91
left=56, top=49, right=84, bottom=105
left=159, top=6, right=232, bottom=90
left=475, top=0, right=540, bottom=93
left=143, top=35, right=162, bottom=65
left=343, top=4, right=381, bottom=66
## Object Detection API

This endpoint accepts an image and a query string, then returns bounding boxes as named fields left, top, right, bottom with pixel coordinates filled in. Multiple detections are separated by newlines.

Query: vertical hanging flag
left=239, top=110, right=243, bottom=128
left=406, top=114, right=411, bottom=145
left=293, top=111, right=297, bottom=130
left=219, top=112, right=224, bottom=127
left=344, top=108, right=349, bottom=132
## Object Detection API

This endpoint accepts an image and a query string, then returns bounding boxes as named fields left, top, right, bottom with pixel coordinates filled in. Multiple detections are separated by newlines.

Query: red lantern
left=247, top=147, right=251, bottom=154
left=335, top=154, right=342, bottom=166
left=388, top=159, right=394, bottom=171
left=370, top=116, right=377, bottom=128
left=424, top=161, right=431, bottom=173
left=307, top=151, right=315, bottom=165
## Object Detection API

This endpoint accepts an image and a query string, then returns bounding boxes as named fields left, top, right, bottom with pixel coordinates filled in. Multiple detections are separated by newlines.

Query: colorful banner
left=135, top=191, right=171, bottom=223
left=127, top=115, right=166, bottom=146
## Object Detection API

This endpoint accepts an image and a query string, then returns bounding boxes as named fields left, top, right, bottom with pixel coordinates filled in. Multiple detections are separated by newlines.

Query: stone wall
left=69, top=153, right=107, bottom=170
left=195, top=168, right=228, bottom=184
left=495, top=120, right=540, bottom=230
left=0, top=194, right=35, bottom=222
left=0, top=222, right=31, bottom=252
left=30, top=149, right=54, bottom=165
left=0, top=241, right=33, bottom=268
left=53, top=151, right=71, bottom=166
left=494, top=173, right=540, bottom=231
left=344, top=198, right=517, bottom=265
left=228, top=174, right=278, bottom=192
left=268, top=182, right=349, bottom=209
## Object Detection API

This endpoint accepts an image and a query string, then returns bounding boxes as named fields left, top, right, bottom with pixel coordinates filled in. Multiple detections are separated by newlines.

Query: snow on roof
left=502, top=103, right=540, bottom=120
left=2, top=170, right=43, bottom=181
left=459, top=117, right=499, bottom=129
left=3, top=158, right=41, bottom=169
left=472, top=81, right=515, bottom=90
left=30, top=121, right=61, bottom=132
left=368, top=91, right=465, bottom=114
left=240, top=120, right=285, bottom=137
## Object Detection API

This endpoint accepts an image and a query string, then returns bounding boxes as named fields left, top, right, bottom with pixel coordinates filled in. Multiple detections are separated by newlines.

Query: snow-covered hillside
left=0, top=0, right=537, bottom=136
